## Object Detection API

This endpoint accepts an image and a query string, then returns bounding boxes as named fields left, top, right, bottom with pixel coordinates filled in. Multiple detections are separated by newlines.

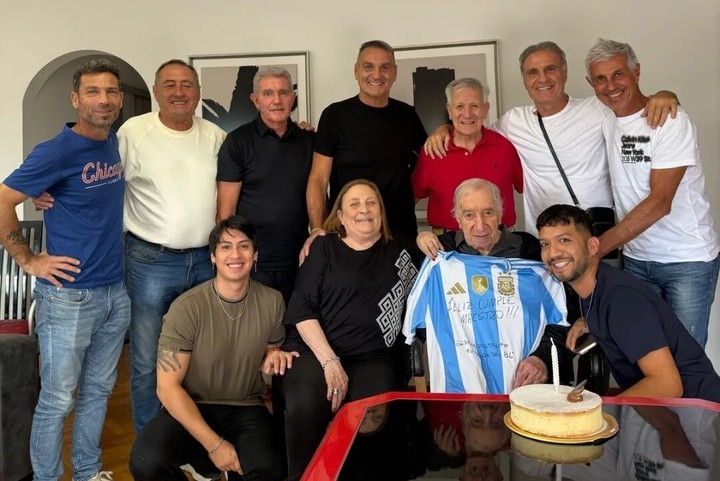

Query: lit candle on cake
left=551, top=338, right=559, bottom=393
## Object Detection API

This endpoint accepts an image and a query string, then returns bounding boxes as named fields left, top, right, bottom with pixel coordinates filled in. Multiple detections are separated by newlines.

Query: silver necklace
left=578, top=281, right=597, bottom=321
left=213, top=280, right=249, bottom=321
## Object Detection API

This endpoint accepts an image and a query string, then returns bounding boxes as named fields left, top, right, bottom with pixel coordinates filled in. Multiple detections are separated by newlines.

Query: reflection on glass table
left=302, top=392, right=720, bottom=481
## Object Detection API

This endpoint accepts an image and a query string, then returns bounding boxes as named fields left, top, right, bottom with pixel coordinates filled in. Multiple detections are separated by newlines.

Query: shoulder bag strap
left=536, top=112, right=580, bottom=206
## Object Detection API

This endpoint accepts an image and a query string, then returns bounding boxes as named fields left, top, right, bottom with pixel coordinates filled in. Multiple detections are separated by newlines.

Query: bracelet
left=208, top=437, right=224, bottom=456
left=321, top=356, right=340, bottom=370
left=310, top=227, right=322, bottom=235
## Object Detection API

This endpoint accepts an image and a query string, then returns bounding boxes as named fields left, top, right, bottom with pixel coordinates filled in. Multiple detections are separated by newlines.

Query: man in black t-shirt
left=305, top=40, right=427, bottom=249
left=217, top=66, right=314, bottom=303
left=537, top=204, right=720, bottom=402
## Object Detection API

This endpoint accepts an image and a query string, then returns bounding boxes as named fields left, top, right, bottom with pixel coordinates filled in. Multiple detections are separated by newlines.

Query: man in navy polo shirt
left=537, top=204, right=720, bottom=402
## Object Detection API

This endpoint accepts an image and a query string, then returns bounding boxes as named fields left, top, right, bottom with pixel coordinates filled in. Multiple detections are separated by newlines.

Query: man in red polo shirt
left=412, top=77, right=522, bottom=232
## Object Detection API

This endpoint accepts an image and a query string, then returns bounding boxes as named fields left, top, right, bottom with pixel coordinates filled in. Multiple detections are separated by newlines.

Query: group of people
left=0, top=35, right=719, bottom=481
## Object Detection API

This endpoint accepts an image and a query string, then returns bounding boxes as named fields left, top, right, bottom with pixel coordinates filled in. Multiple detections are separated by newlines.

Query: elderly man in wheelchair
left=404, top=178, right=607, bottom=394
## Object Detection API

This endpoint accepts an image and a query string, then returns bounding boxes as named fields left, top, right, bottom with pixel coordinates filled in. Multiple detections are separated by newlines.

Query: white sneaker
left=74, top=472, right=113, bottom=481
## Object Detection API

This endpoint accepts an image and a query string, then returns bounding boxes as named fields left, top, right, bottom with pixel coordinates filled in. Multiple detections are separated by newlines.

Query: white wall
left=2, top=0, right=719, bottom=366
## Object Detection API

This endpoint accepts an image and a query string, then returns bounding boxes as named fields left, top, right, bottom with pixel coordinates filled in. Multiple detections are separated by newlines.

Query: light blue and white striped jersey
left=402, top=251, right=567, bottom=393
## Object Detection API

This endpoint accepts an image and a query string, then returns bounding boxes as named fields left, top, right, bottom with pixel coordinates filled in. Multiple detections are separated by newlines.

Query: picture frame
left=189, top=51, right=310, bottom=133
left=392, top=40, right=500, bottom=135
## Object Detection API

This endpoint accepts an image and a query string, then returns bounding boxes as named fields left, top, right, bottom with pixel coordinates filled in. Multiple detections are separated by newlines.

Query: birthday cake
left=509, top=384, right=603, bottom=438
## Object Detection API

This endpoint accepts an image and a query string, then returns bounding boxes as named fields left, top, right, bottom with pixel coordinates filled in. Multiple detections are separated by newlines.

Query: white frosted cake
left=509, top=384, right=603, bottom=438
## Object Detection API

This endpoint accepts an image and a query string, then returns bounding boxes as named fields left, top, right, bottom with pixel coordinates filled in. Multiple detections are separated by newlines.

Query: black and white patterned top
left=283, top=234, right=420, bottom=357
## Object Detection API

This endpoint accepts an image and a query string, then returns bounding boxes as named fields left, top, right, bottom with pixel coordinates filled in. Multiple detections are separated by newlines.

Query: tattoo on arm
left=157, top=348, right=182, bottom=372
left=6, top=229, right=28, bottom=246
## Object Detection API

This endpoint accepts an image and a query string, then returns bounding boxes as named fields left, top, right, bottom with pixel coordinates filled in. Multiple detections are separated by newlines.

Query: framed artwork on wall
left=189, top=51, right=310, bottom=133
left=392, top=40, right=500, bottom=135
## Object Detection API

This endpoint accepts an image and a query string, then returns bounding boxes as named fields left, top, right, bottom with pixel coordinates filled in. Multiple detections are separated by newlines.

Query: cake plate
left=503, top=412, right=619, bottom=445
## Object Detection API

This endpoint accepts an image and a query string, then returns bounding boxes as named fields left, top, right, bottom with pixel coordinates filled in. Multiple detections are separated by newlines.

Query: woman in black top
left=279, top=179, right=419, bottom=481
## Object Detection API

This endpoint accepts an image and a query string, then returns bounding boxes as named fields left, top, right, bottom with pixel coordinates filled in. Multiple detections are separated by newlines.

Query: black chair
left=1, top=220, right=43, bottom=334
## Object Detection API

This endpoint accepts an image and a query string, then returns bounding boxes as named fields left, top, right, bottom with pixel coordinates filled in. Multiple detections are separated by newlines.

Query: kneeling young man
left=130, top=216, right=296, bottom=481
left=537, top=204, right=720, bottom=402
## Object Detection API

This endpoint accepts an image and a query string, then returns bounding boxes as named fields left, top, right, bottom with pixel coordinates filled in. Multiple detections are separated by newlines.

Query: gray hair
left=72, top=59, right=121, bottom=92
left=358, top=40, right=395, bottom=61
left=518, top=41, right=567, bottom=73
left=585, top=38, right=639, bottom=75
left=445, top=77, right=490, bottom=104
left=154, top=59, right=199, bottom=86
left=252, top=66, right=293, bottom=94
left=453, top=178, right=503, bottom=222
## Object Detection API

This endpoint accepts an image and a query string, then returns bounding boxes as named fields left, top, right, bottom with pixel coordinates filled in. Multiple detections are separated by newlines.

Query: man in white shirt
left=120, top=59, right=227, bottom=433
left=586, top=38, right=719, bottom=347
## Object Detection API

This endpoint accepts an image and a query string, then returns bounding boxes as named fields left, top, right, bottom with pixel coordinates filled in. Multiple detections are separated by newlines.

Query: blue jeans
left=624, top=254, right=720, bottom=347
left=125, top=234, right=213, bottom=433
left=30, top=281, right=130, bottom=481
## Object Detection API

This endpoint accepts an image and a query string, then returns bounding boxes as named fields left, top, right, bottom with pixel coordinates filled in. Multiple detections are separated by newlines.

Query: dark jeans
left=129, top=404, right=283, bottom=481
left=125, top=233, right=214, bottom=433
left=251, top=268, right=297, bottom=307
left=278, top=352, right=403, bottom=481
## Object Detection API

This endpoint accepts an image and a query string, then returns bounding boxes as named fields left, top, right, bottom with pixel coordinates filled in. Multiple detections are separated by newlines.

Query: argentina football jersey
left=403, top=252, right=567, bottom=393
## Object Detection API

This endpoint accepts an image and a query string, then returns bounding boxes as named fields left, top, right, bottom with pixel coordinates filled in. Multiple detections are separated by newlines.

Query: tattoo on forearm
left=157, top=349, right=181, bottom=372
left=6, top=229, right=28, bottom=246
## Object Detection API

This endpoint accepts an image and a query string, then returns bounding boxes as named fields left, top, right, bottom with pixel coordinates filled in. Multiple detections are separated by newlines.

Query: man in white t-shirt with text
left=586, top=38, right=719, bottom=347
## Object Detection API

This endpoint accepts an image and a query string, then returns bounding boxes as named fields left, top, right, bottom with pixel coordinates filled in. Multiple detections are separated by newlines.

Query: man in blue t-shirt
left=537, top=204, right=720, bottom=402
left=0, top=59, right=130, bottom=481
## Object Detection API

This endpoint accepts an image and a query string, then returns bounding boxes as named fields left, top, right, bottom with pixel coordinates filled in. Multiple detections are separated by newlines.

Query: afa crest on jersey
left=497, top=273, right=516, bottom=296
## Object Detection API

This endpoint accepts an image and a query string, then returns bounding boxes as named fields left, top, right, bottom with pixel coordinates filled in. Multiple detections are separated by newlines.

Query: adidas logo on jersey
left=446, top=282, right=467, bottom=295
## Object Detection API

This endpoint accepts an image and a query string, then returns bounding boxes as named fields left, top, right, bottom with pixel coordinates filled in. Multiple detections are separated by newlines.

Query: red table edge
left=301, top=391, right=720, bottom=481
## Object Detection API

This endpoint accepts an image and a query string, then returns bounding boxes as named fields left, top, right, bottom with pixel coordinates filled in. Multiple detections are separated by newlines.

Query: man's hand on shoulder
left=299, top=228, right=326, bottom=266
left=642, top=90, right=679, bottom=128
left=296, top=120, right=316, bottom=132
left=423, top=124, right=451, bottom=159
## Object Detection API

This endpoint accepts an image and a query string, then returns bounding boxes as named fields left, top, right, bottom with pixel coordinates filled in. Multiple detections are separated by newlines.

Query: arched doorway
left=22, top=50, right=151, bottom=220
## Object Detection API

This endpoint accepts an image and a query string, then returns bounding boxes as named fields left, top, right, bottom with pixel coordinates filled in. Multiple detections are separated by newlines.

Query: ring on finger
left=332, top=388, right=339, bottom=396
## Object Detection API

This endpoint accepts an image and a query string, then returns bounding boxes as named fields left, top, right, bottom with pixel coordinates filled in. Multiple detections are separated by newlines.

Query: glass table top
left=303, top=392, right=720, bottom=481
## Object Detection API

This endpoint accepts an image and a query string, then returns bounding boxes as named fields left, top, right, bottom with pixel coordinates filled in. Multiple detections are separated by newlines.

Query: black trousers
left=278, top=352, right=403, bottom=481
left=251, top=268, right=297, bottom=307
left=129, top=404, right=283, bottom=481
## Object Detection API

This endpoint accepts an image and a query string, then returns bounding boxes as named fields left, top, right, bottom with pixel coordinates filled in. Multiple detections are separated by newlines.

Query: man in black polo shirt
left=305, top=40, right=427, bottom=245
left=216, top=66, right=314, bottom=304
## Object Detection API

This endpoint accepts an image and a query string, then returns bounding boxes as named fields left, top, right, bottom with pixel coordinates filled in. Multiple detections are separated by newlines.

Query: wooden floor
left=60, top=344, right=134, bottom=481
